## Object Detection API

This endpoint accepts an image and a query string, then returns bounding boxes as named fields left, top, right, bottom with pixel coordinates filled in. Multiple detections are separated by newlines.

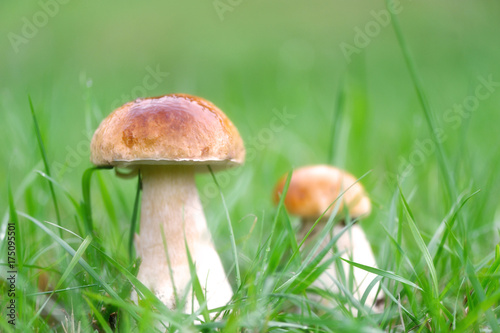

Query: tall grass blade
left=464, top=260, right=500, bottom=332
left=275, top=221, right=351, bottom=293
left=27, top=284, right=99, bottom=296
left=340, top=258, right=421, bottom=291
left=185, top=237, right=211, bottom=322
left=81, top=166, right=111, bottom=235
left=398, top=186, right=438, bottom=298
left=128, top=174, right=141, bottom=261
left=84, top=292, right=175, bottom=331
left=160, top=224, right=179, bottom=309
left=27, top=213, right=179, bottom=329
left=291, top=252, right=342, bottom=294
left=431, top=190, right=480, bottom=264
left=387, top=1, right=458, bottom=209
left=29, top=235, right=92, bottom=326
left=35, top=170, right=80, bottom=212
left=380, top=283, right=418, bottom=323
left=97, top=173, right=118, bottom=229
left=208, top=166, right=241, bottom=289
left=300, top=173, right=370, bottom=268
left=265, top=169, right=292, bottom=275
left=8, top=181, right=23, bottom=269
left=28, top=97, right=62, bottom=237
left=55, top=235, right=92, bottom=290
left=281, top=209, right=299, bottom=259
left=0, top=318, right=15, bottom=333
left=18, top=213, right=135, bottom=314
left=328, top=79, right=345, bottom=165
left=454, top=289, right=500, bottom=333
left=84, top=297, right=114, bottom=333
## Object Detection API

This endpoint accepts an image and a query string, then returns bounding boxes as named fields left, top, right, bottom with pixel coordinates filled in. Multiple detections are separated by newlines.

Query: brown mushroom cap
left=273, top=165, right=371, bottom=219
left=90, top=94, right=245, bottom=170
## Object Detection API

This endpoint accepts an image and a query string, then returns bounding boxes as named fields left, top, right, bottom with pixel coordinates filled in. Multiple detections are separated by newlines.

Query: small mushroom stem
left=299, top=218, right=384, bottom=311
left=134, top=165, right=232, bottom=311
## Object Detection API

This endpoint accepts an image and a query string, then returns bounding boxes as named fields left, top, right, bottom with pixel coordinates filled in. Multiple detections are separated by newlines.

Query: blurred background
left=1, top=0, right=500, bottom=270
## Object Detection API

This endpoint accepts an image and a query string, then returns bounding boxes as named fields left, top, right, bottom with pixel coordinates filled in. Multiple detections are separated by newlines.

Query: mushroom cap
left=90, top=94, right=245, bottom=170
left=273, top=165, right=371, bottom=219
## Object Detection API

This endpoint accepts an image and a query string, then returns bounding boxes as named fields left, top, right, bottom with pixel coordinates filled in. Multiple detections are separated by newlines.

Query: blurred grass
left=1, top=0, right=500, bottom=331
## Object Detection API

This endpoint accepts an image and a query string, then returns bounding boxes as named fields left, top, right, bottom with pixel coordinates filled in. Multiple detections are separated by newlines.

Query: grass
left=1, top=1, right=500, bottom=332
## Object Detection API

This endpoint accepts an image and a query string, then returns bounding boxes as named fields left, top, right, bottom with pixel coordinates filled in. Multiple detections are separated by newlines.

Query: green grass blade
left=274, top=174, right=371, bottom=294
left=398, top=186, right=439, bottom=298
left=208, top=165, right=241, bottom=289
left=482, top=244, right=500, bottom=291
left=84, top=296, right=114, bottom=333
left=1, top=162, right=40, bottom=254
left=97, top=173, right=118, bottom=229
left=29, top=235, right=93, bottom=326
left=454, top=288, right=500, bottom=333
left=65, top=230, right=175, bottom=324
left=341, top=258, right=422, bottom=291
left=84, top=292, right=175, bottom=331
left=387, top=1, right=457, bottom=205
left=275, top=221, right=352, bottom=293
left=359, top=275, right=382, bottom=306
left=17, top=212, right=132, bottom=313
left=34, top=170, right=80, bottom=212
left=94, top=252, right=177, bottom=328
left=81, top=167, right=98, bottom=234
left=28, top=96, right=62, bottom=237
left=266, top=170, right=293, bottom=283
left=81, top=166, right=112, bottom=235
left=379, top=283, right=418, bottom=323
left=380, top=224, right=419, bottom=279
left=160, top=224, right=179, bottom=309
left=299, top=172, right=370, bottom=268
left=331, top=279, right=372, bottom=319
left=0, top=317, right=15, bottom=333
left=27, top=283, right=99, bottom=296
left=291, top=252, right=341, bottom=294
left=185, top=237, right=211, bottom=322
left=34, top=169, right=90, bottom=237
left=396, top=190, right=404, bottom=271
left=267, top=321, right=309, bottom=330
left=328, top=78, right=346, bottom=165
left=54, top=235, right=92, bottom=290
left=432, top=190, right=480, bottom=264
left=8, top=181, right=23, bottom=270
left=23, top=212, right=181, bottom=328
left=128, top=174, right=141, bottom=261
left=281, top=208, right=299, bottom=259
left=464, top=260, right=500, bottom=332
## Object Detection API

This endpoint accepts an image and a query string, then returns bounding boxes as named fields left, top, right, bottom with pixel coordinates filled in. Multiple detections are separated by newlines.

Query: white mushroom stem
left=299, top=219, right=384, bottom=312
left=134, top=165, right=233, bottom=312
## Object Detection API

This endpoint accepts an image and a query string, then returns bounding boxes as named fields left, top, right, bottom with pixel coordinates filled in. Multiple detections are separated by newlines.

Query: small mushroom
left=90, top=94, right=245, bottom=312
left=273, top=165, right=384, bottom=311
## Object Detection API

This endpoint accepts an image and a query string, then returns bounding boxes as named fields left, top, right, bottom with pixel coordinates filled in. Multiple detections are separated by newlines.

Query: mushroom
left=90, top=93, right=245, bottom=312
left=273, top=165, right=384, bottom=311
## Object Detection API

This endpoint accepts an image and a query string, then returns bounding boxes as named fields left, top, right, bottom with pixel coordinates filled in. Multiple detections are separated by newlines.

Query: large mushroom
left=273, top=165, right=384, bottom=311
left=90, top=93, right=245, bottom=312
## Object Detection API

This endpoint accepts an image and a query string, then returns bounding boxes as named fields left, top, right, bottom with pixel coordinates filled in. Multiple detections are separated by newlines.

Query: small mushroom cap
left=273, top=165, right=371, bottom=219
left=90, top=94, right=245, bottom=170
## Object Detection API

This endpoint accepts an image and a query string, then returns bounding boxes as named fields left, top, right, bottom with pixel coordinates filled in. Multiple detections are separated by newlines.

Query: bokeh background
left=2, top=0, right=500, bottom=277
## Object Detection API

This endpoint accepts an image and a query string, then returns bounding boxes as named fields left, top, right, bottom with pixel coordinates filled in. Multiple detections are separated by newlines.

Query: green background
left=1, top=1, right=499, bottom=329
left=3, top=1, right=499, bottom=250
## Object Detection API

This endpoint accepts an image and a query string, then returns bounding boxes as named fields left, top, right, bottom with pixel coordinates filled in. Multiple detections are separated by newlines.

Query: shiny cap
left=273, top=165, right=371, bottom=219
left=90, top=94, right=245, bottom=170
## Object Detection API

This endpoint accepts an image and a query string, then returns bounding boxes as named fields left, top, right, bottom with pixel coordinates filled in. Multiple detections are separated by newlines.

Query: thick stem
left=135, top=165, right=232, bottom=311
